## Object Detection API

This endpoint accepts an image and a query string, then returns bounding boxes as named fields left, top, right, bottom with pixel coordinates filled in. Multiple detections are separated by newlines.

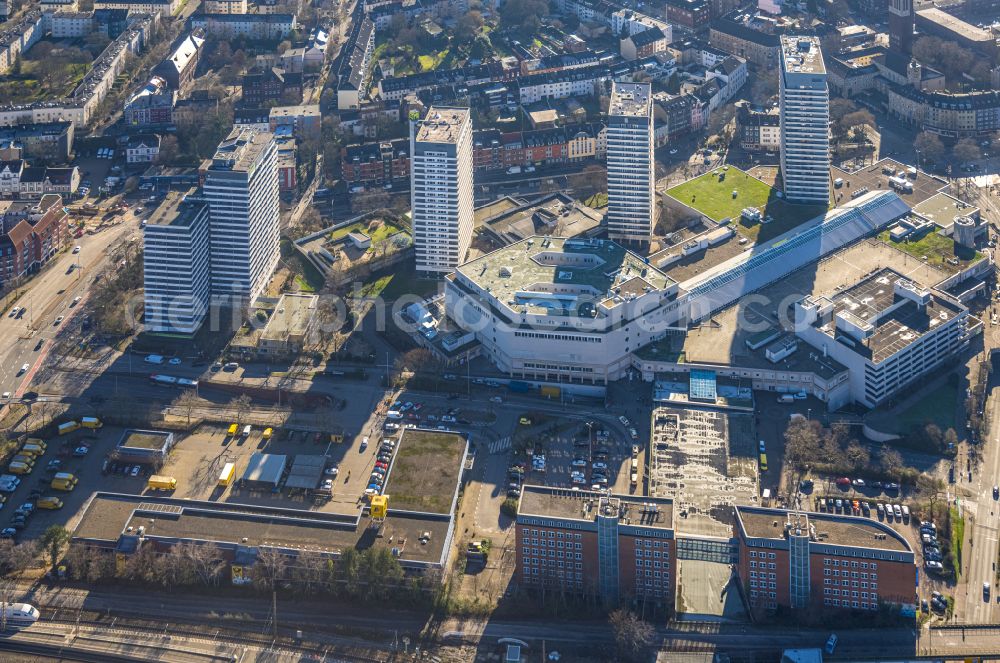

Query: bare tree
left=251, top=547, right=287, bottom=592
left=879, top=445, right=904, bottom=481
left=609, top=608, right=655, bottom=663
left=229, top=394, right=253, bottom=426
left=172, top=389, right=200, bottom=427
left=290, top=550, right=328, bottom=595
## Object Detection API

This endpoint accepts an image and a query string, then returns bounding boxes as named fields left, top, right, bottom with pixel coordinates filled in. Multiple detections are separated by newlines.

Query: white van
left=241, top=425, right=251, bottom=438
left=386, top=410, right=403, bottom=420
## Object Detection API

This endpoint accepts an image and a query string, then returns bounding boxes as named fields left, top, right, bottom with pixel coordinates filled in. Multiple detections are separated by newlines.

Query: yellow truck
left=20, top=444, right=45, bottom=458
left=12, top=454, right=35, bottom=466
left=147, top=475, right=177, bottom=491
left=25, top=438, right=46, bottom=451
left=80, top=417, right=103, bottom=429
left=8, top=462, right=32, bottom=475
left=37, top=497, right=63, bottom=510
left=57, top=421, right=80, bottom=435
left=262, top=427, right=273, bottom=440
left=218, top=462, right=235, bottom=487
left=227, top=423, right=238, bottom=437
left=51, top=473, right=78, bottom=491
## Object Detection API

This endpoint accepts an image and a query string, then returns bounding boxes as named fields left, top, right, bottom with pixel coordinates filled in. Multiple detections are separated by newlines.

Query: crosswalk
left=488, top=436, right=511, bottom=454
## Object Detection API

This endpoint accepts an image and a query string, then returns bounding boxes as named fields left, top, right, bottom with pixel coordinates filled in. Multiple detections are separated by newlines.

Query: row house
left=0, top=10, right=43, bottom=74
left=0, top=159, right=24, bottom=197
left=124, top=76, right=177, bottom=128
left=0, top=122, right=74, bottom=164
left=0, top=195, right=68, bottom=286
left=736, top=102, right=780, bottom=152
left=378, top=63, right=496, bottom=102
left=189, top=13, right=296, bottom=40
left=621, top=26, right=668, bottom=61
left=336, top=16, right=374, bottom=109
left=18, top=166, right=80, bottom=199
left=517, top=65, right=606, bottom=104
left=275, top=132, right=297, bottom=193
left=708, top=14, right=780, bottom=69
left=340, top=139, right=410, bottom=186
left=241, top=67, right=303, bottom=108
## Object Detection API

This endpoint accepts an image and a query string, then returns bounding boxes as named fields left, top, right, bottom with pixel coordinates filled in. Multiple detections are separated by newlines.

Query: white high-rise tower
left=607, top=81, right=655, bottom=244
left=779, top=36, right=830, bottom=206
left=410, top=106, right=473, bottom=277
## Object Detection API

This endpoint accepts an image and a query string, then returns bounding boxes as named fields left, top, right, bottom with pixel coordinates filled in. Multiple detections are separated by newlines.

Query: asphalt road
left=0, top=217, right=137, bottom=403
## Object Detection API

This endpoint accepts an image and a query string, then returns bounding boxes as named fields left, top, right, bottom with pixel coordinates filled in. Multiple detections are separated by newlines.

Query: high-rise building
left=779, top=36, right=830, bottom=206
left=142, top=187, right=211, bottom=334
left=607, top=81, right=655, bottom=243
left=515, top=486, right=676, bottom=608
left=204, top=127, right=280, bottom=303
left=888, top=0, right=914, bottom=55
left=410, top=106, right=473, bottom=276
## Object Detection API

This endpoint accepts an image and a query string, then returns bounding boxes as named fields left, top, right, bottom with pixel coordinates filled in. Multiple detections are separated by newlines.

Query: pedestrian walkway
left=488, top=436, right=511, bottom=454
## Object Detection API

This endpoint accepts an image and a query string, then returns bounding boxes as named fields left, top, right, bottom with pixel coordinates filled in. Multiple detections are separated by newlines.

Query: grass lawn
left=288, top=251, right=325, bottom=293
left=879, top=229, right=981, bottom=275
left=583, top=192, right=608, bottom=209
left=384, top=429, right=466, bottom=514
left=950, top=506, right=964, bottom=579
left=371, top=261, right=440, bottom=301
left=665, top=168, right=827, bottom=243
left=893, top=381, right=958, bottom=433
left=329, top=220, right=405, bottom=245
left=417, top=48, right=450, bottom=71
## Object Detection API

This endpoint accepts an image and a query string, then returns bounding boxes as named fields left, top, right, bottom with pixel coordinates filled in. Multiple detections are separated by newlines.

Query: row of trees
left=913, top=132, right=986, bottom=167
left=59, top=542, right=436, bottom=604
left=912, top=36, right=995, bottom=87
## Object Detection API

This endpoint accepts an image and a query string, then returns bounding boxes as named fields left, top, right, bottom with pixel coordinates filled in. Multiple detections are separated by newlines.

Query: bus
left=759, top=453, right=768, bottom=473
left=218, top=462, right=235, bottom=487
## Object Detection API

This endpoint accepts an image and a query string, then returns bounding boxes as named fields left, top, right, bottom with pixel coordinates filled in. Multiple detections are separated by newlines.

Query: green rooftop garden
left=878, top=228, right=982, bottom=275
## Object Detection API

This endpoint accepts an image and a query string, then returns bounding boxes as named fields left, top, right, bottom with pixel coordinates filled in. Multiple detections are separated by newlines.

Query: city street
left=0, top=215, right=137, bottom=403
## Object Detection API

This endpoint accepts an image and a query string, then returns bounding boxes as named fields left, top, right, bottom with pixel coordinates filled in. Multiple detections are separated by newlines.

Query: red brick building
left=667, top=0, right=710, bottom=29
left=516, top=486, right=676, bottom=609
left=734, top=507, right=917, bottom=616
left=0, top=194, right=68, bottom=286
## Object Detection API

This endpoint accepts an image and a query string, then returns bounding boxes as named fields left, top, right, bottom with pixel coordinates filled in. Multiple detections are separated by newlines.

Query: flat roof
left=780, top=35, right=825, bottom=75
left=382, top=428, right=467, bottom=515
left=518, top=485, right=674, bottom=532
left=736, top=507, right=911, bottom=552
left=911, top=192, right=979, bottom=228
left=211, top=128, right=272, bottom=172
left=119, top=429, right=172, bottom=450
left=916, top=7, right=993, bottom=42
left=480, top=193, right=603, bottom=242
left=610, top=81, right=651, bottom=118
left=812, top=267, right=965, bottom=363
left=146, top=187, right=204, bottom=228
left=415, top=106, right=469, bottom=144
left=456, top=236, right=675, bottom=317
left=73, top=493, right=450, bottom=564
left=261, top=293, right=317, bottom=342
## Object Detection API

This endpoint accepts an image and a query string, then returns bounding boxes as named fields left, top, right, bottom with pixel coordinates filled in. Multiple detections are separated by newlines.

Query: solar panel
left=689, top=369, right=717, bottom=401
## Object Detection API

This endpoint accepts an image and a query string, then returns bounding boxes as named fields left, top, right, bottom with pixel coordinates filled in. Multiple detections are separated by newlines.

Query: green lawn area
left=665, top=168, right=828, bottom=243
left=288, top=251, right=325, bottom=293
left=417, top=48, right=450, bottom=71
left=879, top=229, right=981, bottom=275
left=950, top=506, right=964, bottom=579
left=374, top=261, right=440, bottom=301
left=893, top=381, right=958, bottom=433
left=328, top=220, right=405, bottom=245
left=583, top=192, right=608, bottom=209
left=0, top=61, right=88, bottom=103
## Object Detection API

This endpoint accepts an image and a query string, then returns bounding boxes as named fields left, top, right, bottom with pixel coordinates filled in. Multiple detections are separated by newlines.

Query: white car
left=619, top=416, right=630, bottom=426
left=71, top=296, right=82, bottom=306
left=130, top=465, right=141, bottom=477
left=53, top=316, right=64, bottom=326
left=72, top=246, right=81, bottom=254
left=17, top=363, right=28, bottom=375
left=1, top=392, right=9, bottom=400
left=8, top=307, right=19, bottom=318
left=592, top=462, right=608, bottom=471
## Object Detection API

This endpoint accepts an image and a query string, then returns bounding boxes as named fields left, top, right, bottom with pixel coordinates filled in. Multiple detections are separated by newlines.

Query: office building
left=779, top=36, right=830, bottom=206
left=735, top=507, right=916, bottom=614
left=143, top=187, right=211, bottom=334
left=444, top=236, right=681, bottom=383
left=204, top=128, right=280, bottom=303
left=606, top=81, right=655, bottom=243
left=410, top=106, right=473, bottom=276
left=793, top=267, right=969, bottom=408
left=889, top=0, right=914, bottom=55
left=516, top=486, right=676, bottom=607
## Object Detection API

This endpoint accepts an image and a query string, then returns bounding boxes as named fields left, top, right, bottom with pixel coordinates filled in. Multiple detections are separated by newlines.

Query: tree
left=251, top=547, right=287, bottom=591
left=157, top=135, right=179, bottom=165
left=609, top=608, right=655, bottom=663
left=845, top=441, right=870, bottom=471
left=500, top=0, right=549, bottom=38
left=229, top=394, right=252, bottom=425
left=172, top=389, right=200, bottom=427
left=783, top=417, right=822, bottom=468
left=880, top=444, right=904, bottom=480
left=455, top=10, right=484, bottom=42
left=749, top=70, right=778, bottom=105
left=914, top=132, right=945, bottom=164
left=953, top=138, right=981, bottom=165
left=38, top=525, right=70, bottom=568
left=569, top=164, right=607, bottom=198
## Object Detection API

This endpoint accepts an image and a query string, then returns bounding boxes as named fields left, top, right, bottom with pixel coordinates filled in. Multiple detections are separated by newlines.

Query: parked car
left=836, top=477, right=851, bottom=487
left=619, top=416, right=630, bottom=426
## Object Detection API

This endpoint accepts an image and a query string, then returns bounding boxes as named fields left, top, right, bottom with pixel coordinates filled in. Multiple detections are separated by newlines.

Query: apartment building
left=735, top=507, right=916, bottom=615
left=443, top=236, right=682, bottom=382
left=793, top=267, right=969, bottom=408
left=410, top=107, right=473, bottom=277
left=335, top=16, right=374, bottom=109
left=126, top=134, right=160, bottom=163
left=607, top=81, right=655, bottom=244
left=124, top=76, right=176, bottom=127
left=189, top=13, right=296, bottom=40
left=0, top=195, right=67, bottom=286
left=709, top=15, right=780, bottom=69
left=241, top=67, right=302, bottom=107
left=204, top=128, right=280, bottom=303
left=621, top=27, right=668, bottom=61
left=50, top=11, right=94, bottom=37
left=737, top=103, right=780, bottom=152
left=143, top=187, right=211, bottom=334
left=203, top=0, right=247, bottom=12
left=779, top=36, right=830, bottom=206
left=0, top=122, right=74, bottom=164
left=515, top=487, right=676, bottom=608
left=93, top=0, right=177, bottom=15
left=666, top=0, right=709, bottom=29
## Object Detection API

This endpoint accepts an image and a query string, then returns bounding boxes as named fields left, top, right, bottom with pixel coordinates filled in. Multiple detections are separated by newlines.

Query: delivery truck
left=51, top=473, right=78, bottom=491
left=147, top=475, right=177, bottom=490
